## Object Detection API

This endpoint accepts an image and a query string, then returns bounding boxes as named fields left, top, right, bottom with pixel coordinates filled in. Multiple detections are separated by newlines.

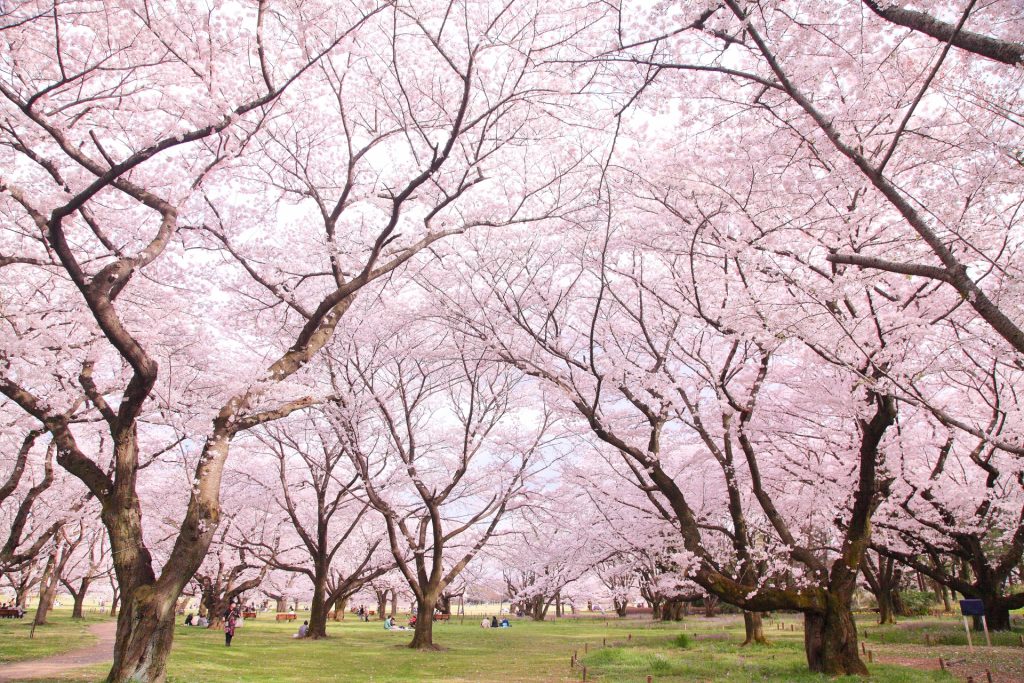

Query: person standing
left=224, top=610, right=237, bottom=647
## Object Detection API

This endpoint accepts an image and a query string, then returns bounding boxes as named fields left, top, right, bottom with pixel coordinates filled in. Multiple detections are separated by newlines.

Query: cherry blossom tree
left=250, top=415, right=391, bottom=638
left=331, top=323, right=553, bottom=648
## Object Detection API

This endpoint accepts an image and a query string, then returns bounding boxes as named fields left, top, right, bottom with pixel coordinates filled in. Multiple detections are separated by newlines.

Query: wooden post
left=861, top=642, right=866, bottom=655
left=925, top=634, right=932, bottom=646
left=867, top=650, right=873, bottom=663
left=628, top=633, right=632, bottom=641
left=603, top=637, right=606, bottom=647
left=963, top=616, right=975, bottom=652
left=584, top=643, right=588, bottom=654
left=647, top=677, right=652, bottom=683
left=939, top=657, right=945, bottom=672
left=582, top=665, right=587, bottom=681
left=981, top=615, right=992, bottom=647
left=986, top=670, right=993, bottom=683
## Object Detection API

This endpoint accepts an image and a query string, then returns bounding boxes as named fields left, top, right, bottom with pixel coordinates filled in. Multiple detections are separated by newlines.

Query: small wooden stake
left=647, top=677, right=652, bottom=683
left=981, top=615, right=992, bottom=647
left=867, top=650, right=873, bottom=663
left=939, top=657, right=945, bottom=672
left=861, top=642, right=866, bottom=655
left=603, top=637, right=606, bottom=647
left=628, top=633, right=632, bottom=641
left=986, top=670, right=993, bottom=683
left=584, top=643, right=588, bottom=653
left=582, top=665, right=587, bottom=681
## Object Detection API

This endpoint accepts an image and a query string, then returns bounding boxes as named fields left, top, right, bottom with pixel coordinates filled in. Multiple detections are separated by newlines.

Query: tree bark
left=803, top=594, right=867, bottom=676
left=877, top=589, right=895, bottom=625
left=306, top=570, right=330, bottom=638
left=106, top=585, right=178, bottom=683
left=408, top=596, right=438, bottom=650
left=741, top=611, right=768, bottom=645
left=71, top=581, right=90, bottom=619
left=977, top=600, right=1011, bottom=631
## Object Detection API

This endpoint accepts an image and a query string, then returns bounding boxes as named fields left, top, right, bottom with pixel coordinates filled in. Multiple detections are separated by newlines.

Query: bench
left=433, top=613, right=451, bottom=622
left=275, top=613, right=297, bottom=622
left=242, top=611, right=257, bottom=619
left=0, top=608, right=25, bottom=619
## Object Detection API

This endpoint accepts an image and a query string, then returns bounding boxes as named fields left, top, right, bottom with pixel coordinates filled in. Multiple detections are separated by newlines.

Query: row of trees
left=2, top=0, right=1021, bottom=680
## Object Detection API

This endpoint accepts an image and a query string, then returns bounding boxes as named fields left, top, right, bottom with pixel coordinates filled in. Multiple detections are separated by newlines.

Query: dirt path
left=0, top=621, right=116, bottom=682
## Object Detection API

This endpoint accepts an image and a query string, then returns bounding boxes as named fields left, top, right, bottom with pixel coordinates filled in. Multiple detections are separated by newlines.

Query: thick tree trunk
left=376, top=590, right=388, bottom=619
left=661, top=599, right=684, bottom=621
left=741, top=611, right=768, bottom=645
left=72, top=585, right=88, bottom=619
left=803, top=595, right=867, bottom=676
left=877, top=589, right=896, bottom=625
left=307, top=572, right=329, bottom=638
left=976, top=600, right=1011, bottom=631
left=409, top=598, right=438, bottom=650
left=107, top=587, right=177, bottom=683
left=613, top=597, right=628, bottom=617
left=650, top=600, right=662, bottom=620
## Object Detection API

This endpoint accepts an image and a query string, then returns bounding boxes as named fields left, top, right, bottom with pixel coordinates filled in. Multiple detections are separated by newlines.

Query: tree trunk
left=376, top=590, right=388, bottom=619
left=32, top=551, right=59, bottom=627
left=409, top=597, right=438, bottom=650
left=106, top=586, right=178, bottom=683
left=613, top=597, right=628, bottom=617
left=741, top=611, right=768, bottom=645
left=877, top=588, right=896, bottom=625
left=306, top=572, right=329, bottom=638
left=803, top=596, right=867, bottom=676
left=650, top=599, right=662, bottom=620
left=72, top=584, right=88, bottom=619
left=390, top=591, right=397, bottom=617
left=661, top=599, right=683, bottom=621
left=976, top=600, right=1011, bottom=631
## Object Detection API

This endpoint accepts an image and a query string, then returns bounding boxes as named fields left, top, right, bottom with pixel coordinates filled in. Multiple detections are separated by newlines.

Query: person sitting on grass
left=384, top=616, right=393, bottom=630
left=491, top=616, right=499, bottom=628
left=481, top=617, right=490, bottom=628
left=184, top=613, right=194, bottom=626
left=500, top=618, right=510, bottom=628
left=293, top=621, right=308, bottom=638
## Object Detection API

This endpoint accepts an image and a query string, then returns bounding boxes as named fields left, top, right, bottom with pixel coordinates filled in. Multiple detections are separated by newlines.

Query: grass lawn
left=29, top=612, right=975, bottom=682
left=0, top=609, right=102, bottom=663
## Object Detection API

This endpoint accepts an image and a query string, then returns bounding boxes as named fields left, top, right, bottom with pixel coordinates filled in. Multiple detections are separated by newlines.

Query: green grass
left=858, top=618, right=1023, bottom=647
left=0, top=609, right=101, bottom=663
left=15, top=611, right=1015, bottom=682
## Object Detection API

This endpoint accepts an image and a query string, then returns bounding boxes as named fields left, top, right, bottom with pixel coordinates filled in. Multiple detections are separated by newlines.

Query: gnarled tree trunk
left=741, top=611, right=768, bottom=645
left=803, top=592, right=867, bottom=676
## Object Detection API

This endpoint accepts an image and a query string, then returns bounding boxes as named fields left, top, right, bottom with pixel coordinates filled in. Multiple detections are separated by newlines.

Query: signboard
left=959, top=599, right=985, bottom=617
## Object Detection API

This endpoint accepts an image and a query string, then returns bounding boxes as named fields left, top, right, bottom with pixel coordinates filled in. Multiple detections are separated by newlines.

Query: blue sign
left=959, top=599, right=985, bottom=617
